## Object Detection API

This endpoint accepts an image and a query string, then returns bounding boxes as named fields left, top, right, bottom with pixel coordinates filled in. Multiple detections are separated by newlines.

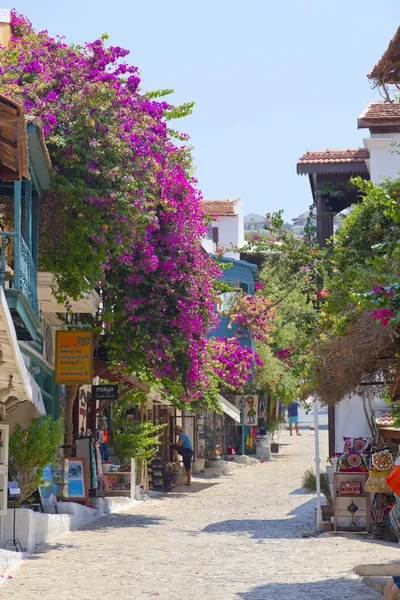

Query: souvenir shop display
left=102, top=459, right=136, bottom=499
left=333, top=433, right=400, bottom=538
left=148, top=458, right=164, bottom=492
left=52, top=458, right=69, bottom=499
left=365, top=448, right=394, bottom=494
left=333, top=471, right=369, bottom=532
left=67, top=458, right=89, bottom=502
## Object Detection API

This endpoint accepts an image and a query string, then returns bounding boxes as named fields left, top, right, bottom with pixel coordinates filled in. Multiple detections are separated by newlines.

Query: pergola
left=297, top=148, right=370, bottom=246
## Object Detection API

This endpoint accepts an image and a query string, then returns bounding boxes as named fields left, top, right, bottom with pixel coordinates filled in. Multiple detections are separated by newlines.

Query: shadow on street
left=237, top=577, right=373, bottom=599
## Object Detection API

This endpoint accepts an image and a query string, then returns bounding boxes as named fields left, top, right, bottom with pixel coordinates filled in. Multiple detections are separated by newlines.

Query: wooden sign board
left=92, top=384, right=119, bottom=402
left=55, top=331, right=93, bottom=385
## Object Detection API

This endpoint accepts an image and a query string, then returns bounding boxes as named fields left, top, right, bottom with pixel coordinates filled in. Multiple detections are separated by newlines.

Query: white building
left=202, top=198, right=245, bottom=260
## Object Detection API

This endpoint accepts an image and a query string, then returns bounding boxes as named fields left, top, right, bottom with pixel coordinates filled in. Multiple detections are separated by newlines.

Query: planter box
left=271, top=443, right=279, bottom=454
left=322, top=505, right=334, bottom=522
left=1, top=497, right=140, bottom=553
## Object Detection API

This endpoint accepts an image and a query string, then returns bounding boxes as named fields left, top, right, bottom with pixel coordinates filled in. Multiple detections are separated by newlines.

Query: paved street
left=4, top=422, right=400, bottom=599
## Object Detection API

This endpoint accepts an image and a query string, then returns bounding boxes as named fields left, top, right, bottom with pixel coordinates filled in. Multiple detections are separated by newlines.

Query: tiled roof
left=203, top=199, right=236, bottom=216
left=298, top=148, right=369, bottom=165
left=358, top=102, right=400, bottom=128
left=369, top=26, right=400, bottom=85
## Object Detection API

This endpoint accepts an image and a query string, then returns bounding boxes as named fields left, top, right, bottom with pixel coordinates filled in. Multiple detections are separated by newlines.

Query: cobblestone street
left=4, top=425, right=400, bottom=599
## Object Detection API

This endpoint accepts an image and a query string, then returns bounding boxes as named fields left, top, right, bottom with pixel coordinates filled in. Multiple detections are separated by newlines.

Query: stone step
left=355, top=562, right=400, bottom=577
left=362, top=575, right=389, bottom=596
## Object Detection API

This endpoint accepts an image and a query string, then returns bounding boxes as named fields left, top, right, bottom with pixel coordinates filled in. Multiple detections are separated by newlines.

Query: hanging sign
left=55, top=331, right=93, bottom=385
left=92, top=384, right=119, bottom=402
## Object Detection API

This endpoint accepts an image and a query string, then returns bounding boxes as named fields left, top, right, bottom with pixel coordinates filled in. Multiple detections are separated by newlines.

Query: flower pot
left=321, top=505, right=334, bottom=522
left=271, top=442, right=279, bottom=454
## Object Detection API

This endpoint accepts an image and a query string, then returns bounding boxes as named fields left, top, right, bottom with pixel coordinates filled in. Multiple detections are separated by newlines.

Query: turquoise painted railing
left=0, top=232, right=39, bottom=319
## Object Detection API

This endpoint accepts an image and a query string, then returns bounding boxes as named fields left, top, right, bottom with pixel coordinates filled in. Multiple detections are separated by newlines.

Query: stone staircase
left=355, top=562, right=400, bottom=596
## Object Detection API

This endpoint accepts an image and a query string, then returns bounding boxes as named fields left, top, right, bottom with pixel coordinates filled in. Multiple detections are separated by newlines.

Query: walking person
left=169, top=426, right=194, bottom=486
left=287, top=401, right=301, bottom=437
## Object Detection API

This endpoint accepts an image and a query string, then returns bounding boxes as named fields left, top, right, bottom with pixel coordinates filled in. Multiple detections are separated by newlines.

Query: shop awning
left=146, top=389, right=172, bottom=407
left=218, top=394, right=241, bottom=422
left=0, top=286, right=46, bottom=419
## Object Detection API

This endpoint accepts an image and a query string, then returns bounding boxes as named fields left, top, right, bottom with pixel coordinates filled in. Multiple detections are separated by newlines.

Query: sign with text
left=92, top=384, right=119, bottom=402
left=55, top=331, right=93, bottom=385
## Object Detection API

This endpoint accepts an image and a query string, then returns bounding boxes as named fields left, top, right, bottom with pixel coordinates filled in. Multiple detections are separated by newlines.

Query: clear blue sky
left=13, top=1, right=400, bottom=221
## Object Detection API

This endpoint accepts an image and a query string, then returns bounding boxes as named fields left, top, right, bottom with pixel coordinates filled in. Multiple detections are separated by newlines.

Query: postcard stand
left=3, top=492, right=25, bottom=553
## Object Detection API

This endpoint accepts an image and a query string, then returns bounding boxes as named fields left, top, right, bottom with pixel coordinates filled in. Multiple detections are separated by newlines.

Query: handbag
left=371, top=449, right=394, bottom=471
left=365, top=470, right=393, bottom=493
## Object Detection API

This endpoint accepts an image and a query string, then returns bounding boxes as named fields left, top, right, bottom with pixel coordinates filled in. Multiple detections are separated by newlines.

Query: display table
left=333, top=471, right=369, bottom=532
left=103, top=458, right=136, bottom=500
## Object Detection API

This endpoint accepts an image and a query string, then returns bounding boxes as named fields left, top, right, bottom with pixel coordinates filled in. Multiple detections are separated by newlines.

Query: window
left=212, top=227, right=219, bottom=243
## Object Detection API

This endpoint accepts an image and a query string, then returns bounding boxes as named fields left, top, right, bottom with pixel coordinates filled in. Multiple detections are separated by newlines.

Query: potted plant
left=9, top=416, right=64, bottom=505
left=302, top=468, right=334, bottom=522
left=267, top=414, right=285, bottom=453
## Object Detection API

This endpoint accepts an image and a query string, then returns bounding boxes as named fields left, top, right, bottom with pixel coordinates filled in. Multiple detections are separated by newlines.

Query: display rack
left=103, top=458, right=136, bottom=499
left=148, top=458, right=164, bottom=492
left=333, top=472, right=369, bottom=532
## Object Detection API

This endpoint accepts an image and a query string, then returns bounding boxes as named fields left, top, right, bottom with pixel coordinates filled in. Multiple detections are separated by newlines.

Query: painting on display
left=38, top=464, right=58, bottom=507
left=244, top=395, right=258, bottom=426
left=67, top=458, right=88, bottom=502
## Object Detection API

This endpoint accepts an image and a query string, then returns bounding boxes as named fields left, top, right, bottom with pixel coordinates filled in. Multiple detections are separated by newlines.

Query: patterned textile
left=389, top=494, right=400, bottom=538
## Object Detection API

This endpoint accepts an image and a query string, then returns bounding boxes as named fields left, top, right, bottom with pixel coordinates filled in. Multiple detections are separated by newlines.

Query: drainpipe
left=314, top=399, right=322, bottom=530
left=0, top=10, right=11, bottom=49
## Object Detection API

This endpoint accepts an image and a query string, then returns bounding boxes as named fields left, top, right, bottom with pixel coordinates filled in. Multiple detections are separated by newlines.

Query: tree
left=9, top=417, right=64, bottom=503
left=0, top=12, right=221, bottom=407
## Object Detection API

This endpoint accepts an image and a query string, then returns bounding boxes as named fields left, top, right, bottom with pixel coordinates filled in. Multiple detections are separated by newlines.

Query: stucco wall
left=364, top=132, right=400, bottom=183
left=334, top=395, right=388, bottom=454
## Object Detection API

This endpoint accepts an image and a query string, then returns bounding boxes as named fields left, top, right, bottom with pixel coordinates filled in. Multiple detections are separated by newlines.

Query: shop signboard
left=55, top=331, right=93, bottom=385
left=92, top=384, right=119, bottom=402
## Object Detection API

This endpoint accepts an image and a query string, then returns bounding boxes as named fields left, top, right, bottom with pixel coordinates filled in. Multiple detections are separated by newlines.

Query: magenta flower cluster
left=230, top=294, right=276, bottom=342
left=3, top=12, right=221, bottom=399
left=208, top=338, right=263, bottom=389
left=275, top=346, right=296, bottom=366
left=373, top=308, right=395, bottom=327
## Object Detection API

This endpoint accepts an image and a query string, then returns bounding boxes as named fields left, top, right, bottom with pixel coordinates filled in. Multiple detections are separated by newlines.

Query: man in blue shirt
left=287, top=401, right=301, bottom=437
left=169, top=426, right=194, bottom=486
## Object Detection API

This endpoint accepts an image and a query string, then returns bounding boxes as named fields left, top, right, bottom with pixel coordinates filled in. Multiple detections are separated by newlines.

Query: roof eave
left=297, top=162, right=369, bottom=176
left=26, top=123, right=51, bottom=192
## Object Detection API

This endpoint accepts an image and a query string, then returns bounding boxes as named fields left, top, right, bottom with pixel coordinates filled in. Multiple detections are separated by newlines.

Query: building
left=244, top=213, right=268, bottom=233
left=0, top=96, right=50, bottom=432
left=197, top=199, right=261, bottom=461
left=202, top=198, right=244, bottom=259
left=296, top=101, right=400, bottom=456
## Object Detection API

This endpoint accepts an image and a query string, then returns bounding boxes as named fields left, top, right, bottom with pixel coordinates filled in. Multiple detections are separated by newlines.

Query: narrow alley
left=4, top=423, right=399, bottom=600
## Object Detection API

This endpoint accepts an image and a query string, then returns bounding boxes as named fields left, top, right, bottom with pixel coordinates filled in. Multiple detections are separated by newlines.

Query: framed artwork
left=67, top=458, right=89, bottom=502
left=38, top=464, right=58, bottom=509
left=244, top=395, right=258, bottom=426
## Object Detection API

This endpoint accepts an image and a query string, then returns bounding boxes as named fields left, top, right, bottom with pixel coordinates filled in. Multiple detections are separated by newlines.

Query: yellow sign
left=55, top=331, right=93, bottom=385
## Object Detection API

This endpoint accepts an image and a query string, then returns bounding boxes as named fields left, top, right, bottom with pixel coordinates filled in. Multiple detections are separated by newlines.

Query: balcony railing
left=0, top=231, right=39, bottom=319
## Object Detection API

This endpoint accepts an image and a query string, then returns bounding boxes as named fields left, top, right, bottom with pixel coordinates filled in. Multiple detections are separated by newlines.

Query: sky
left=12, top=0, right=400, bottom=221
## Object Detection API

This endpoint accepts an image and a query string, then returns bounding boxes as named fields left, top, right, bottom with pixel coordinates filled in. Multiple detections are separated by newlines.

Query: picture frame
left=67, top=458, right=89, bottom=502
left=38, top=464, right=58, bottom=511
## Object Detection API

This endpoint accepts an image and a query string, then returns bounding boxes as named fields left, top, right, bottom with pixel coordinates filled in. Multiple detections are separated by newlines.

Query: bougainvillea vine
left=0, top=12, right=221, bottom=401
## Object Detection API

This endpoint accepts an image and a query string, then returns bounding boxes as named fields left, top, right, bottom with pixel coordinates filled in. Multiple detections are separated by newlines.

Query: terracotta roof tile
left=203, top=199, right=236, bottom=216
left=369, top=26, right=400, bottom=85
left=358, top=102, right=400, bottom=128
left=298, top=148, right=369, bottom=165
